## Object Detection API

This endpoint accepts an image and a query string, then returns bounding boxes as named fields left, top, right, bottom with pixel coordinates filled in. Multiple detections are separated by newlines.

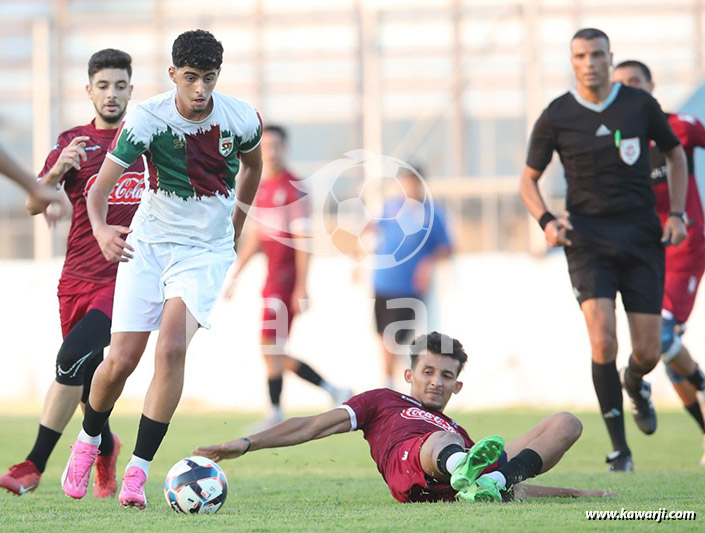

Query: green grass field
left=1, top=409, right=703, bottom=532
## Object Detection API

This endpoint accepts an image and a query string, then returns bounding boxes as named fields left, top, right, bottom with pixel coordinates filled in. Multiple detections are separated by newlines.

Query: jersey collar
left=569, top=82, right=622, bottom=113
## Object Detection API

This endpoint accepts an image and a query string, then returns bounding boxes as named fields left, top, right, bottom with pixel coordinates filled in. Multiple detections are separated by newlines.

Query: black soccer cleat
left=620, top=368, right=657, bottom=435
left=606, top=450, right=634, bottom=472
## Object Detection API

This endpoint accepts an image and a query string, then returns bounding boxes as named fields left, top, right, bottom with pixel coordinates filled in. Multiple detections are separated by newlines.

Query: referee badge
left=619, top=137, right=640, bottom=166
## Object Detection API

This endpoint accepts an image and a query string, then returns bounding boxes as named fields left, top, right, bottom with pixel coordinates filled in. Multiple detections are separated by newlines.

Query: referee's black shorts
left=564, top=210, right=664, bottom=314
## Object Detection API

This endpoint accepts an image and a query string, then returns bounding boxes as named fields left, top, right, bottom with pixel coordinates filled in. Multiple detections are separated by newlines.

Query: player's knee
left=660, top=317, right=682, bottom=363
left=664, top=363, right=685, bottom=385
left=55, top=344, right=94, bottom=386
left=105, top=353, right=140, bottom=382
left=591, top=335, right=618, bottom=361
left=155, top=339, right=187, bottom=369
left=554, top=412, right=582, bottom=444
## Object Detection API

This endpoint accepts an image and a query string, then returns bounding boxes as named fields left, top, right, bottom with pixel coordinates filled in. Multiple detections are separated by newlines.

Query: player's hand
left=54, top=135, right=90, bottom=174
left=43, top=189, right=72, bottom=227
left=221, top=275, right=238, bottom=301
left=544, top=217, right=573, bottom=247
left=193, top=439, right=249, bottom=462
left=291, top=285, right=308, bottom=315
left=662, top=216, right=687, bottom=246
left=93, top=223, right=134, bottom=263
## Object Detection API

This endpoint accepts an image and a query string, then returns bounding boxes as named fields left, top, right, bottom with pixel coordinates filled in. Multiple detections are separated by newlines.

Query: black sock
left=497, top=448, right=543, bottom=488
left=99, top=422, right=114, bottom=456
left=133, top=415, right=169, bottom=461
left=295, top=362, right=324, bottom=387
left=592, top=361, right=630, bottom=454
left=685, top=402, right=705, bottom=433
left=624, top=354, right=651, bottom=391
left=83, top=400, right=112, bottom=437
left=268, top=376, right=283, bottom=407
left=25, top=425, right=62, bottom=473
left=687, top=365, right=705, bottom=391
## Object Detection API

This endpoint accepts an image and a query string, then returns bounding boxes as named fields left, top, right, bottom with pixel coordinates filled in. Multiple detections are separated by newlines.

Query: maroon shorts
left=261, top=287, right=295, bottom=341
left=663, top=267, right=704, bottom=323
left=384, top=432, right=506, bottom=503
left=58, top=277, right=115, bottom=338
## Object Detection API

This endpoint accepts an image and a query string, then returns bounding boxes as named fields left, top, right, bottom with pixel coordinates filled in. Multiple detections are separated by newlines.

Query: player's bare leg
left=622, top=312, right=660, bottom=435
left=419, top=430, right=466, bottom=481
left=503, top=412, right=583, bottom=472
left=89, top=332, right=151, bottom=411
left=120, top=297, right=198, bottom=509
left=580, top=298, right=631, bottom=470
left=379, top=337, right=397, bottom=389
left=62, top=332, right=150, bottom=500
left=41, top=382, right=82, bottom=431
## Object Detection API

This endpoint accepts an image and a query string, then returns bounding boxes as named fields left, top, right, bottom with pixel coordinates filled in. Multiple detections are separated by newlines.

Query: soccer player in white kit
left=61, top=29, right=263, bottom=509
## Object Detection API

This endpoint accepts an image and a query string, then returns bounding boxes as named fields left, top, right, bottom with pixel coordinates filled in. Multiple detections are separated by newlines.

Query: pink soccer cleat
left=61, top=440, right=100, bottom=499
left=93, top=433, right=122, bottom=498
left=119, top=466, right=147, bottom=509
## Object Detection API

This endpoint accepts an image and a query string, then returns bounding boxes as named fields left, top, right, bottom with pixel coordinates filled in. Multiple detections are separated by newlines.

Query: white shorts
left=111, top=235, right=236, bottom=333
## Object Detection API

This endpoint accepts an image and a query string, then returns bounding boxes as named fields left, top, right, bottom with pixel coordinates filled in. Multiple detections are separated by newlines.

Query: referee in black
left=519, top=28, right=688, bottom=472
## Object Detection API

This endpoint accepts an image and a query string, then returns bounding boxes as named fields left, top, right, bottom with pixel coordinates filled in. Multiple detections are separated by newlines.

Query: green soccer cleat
left=450, top=435, right=505, bottom=493
left=456, top=476, right=505, bottom=503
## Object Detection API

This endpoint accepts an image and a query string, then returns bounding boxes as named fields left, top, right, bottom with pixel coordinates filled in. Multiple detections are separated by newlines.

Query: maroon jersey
left=40, top=120, right=146, bottom=284
left=650, top=113, right=705, bottom=271
left=343, top=389, right=474, bottom=483
left=253, top=170, right=310, bottom=293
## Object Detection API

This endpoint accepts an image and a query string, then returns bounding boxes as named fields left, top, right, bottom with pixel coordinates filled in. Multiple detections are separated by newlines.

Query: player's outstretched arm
left=87, top=157, right=134, bottom=263
left=233, top=144, right=263, bottom=251
left=512, top=483, right=616, bottom=500
left=193, top=407, right=352, bottom=462
left=662, top=144, right=688, bottom=246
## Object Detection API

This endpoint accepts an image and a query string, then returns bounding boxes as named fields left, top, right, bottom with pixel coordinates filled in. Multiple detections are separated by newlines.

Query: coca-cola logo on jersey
left=400, top=407, right=458, bottom=434
left=84, top=172, right=145, bottom=204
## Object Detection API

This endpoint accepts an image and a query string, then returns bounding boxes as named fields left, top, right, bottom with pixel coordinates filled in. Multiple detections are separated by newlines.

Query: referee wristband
left=538, top=212, right=556, bottom=231
left=240, top=437, right=252, bottom=455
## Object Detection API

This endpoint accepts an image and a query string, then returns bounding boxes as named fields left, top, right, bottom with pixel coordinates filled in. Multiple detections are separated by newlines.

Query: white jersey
left=107, top=90, right=261, bottom=250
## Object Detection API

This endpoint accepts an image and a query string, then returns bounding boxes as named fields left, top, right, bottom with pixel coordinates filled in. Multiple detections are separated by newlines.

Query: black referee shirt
left=526, top=83, right=680, bottom=217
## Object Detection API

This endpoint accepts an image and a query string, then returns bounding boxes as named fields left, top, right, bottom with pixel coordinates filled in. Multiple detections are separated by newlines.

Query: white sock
left=126, top=455, right=151, bottom=477
left=385, top=377, right=395, bottom=390
left=270, top=405, right=283, bottom=419
left=78, top=428, right=102, bottom=447
left=321, top=381, right=336, bottom=395
left=445, top=452, right=467, bottom=474
left=480, top=471, right=507, bottom=487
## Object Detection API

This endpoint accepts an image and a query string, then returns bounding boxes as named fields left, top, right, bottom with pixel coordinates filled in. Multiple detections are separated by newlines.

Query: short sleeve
left=107, top=106, right=152, bottom=168
left=238, top=110, right=262, bottom=154
left=343, top=391, right=377, bottom=431
left=646, top=96, right=680, bottom=152
left=671, top=114, right=705, bottom=150
left=526, top=108, right=555, bottom=171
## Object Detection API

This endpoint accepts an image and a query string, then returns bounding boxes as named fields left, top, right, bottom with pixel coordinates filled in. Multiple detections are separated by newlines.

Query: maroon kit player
left=222, top=124, right=350, bottom=428
left=614, top=60, right=705, bottom=465
left=0, top=49, right=145, bottom=497
left=196, top=333, right=612, bottom=503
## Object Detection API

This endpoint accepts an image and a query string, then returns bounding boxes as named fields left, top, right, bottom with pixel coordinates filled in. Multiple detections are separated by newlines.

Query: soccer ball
left=322, top=150, right=434, bottom=269
left=164, top=456, right=228, bottom=514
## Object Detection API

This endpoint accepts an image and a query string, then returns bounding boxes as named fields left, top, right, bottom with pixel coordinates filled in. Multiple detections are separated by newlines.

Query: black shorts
left=374, top=295, right=419, bottom=344
left=564, top=210, right=664, bottom=314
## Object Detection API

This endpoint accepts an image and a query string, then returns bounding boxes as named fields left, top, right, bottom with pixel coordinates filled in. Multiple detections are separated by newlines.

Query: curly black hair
left=409, top=332, right=468, bottom=374
left=172, top=29, right=223, bottom=71
left=88, top=49, right=132, bottom=80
